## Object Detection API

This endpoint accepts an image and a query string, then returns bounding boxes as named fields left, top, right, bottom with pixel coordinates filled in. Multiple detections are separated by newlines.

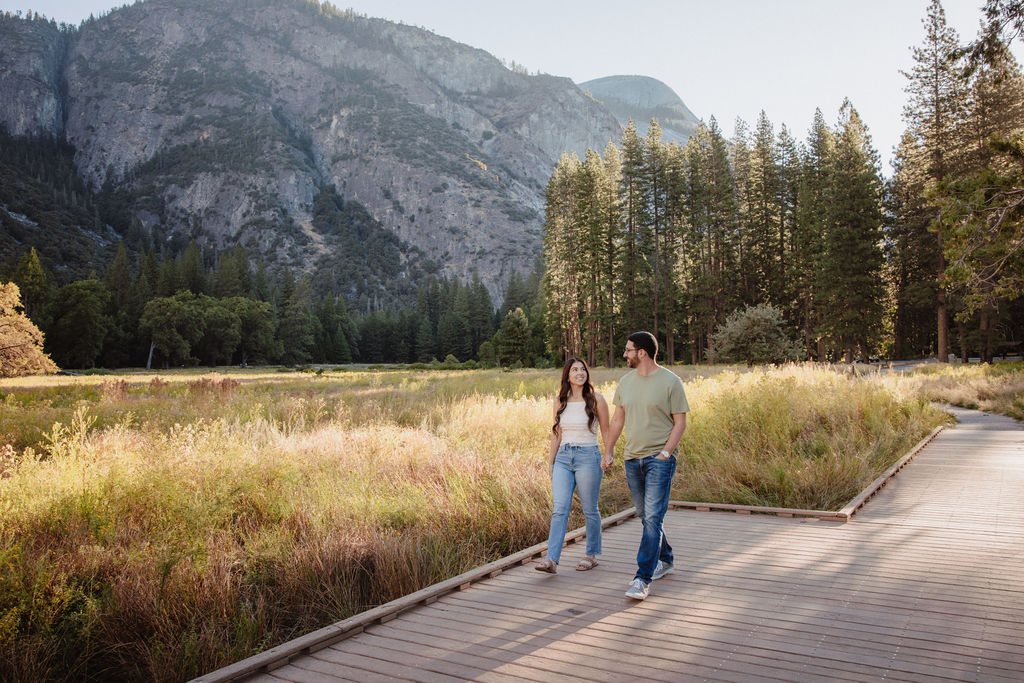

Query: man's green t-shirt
left=612, top=366, right=690, bottom=459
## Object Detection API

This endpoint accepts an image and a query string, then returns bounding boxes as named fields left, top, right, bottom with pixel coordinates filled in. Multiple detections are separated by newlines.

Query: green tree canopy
left=45, top=278, right=110, bottom=368
left=140, top=292, right=204, bottom=368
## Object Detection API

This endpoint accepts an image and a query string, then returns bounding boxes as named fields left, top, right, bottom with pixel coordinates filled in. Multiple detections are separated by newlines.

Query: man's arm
left=657, top=412, right=687, bottom=459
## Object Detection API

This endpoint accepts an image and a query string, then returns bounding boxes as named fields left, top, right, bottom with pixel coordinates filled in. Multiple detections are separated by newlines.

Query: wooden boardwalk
left=202, top=408, right=1024, bottom=682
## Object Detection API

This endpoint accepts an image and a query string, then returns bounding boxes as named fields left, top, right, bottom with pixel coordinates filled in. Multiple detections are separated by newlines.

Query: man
left=605, top=331, right=689, bottom=600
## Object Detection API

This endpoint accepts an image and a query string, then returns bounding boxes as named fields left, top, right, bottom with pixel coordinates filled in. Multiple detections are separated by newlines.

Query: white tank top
left=559, top=401, right=598, bottom=445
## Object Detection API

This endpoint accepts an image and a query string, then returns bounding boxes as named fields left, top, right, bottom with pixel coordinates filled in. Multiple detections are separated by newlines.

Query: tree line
left=2, top=243, right=551, bottom=370
left=543, top=0, right=1024, bottom=367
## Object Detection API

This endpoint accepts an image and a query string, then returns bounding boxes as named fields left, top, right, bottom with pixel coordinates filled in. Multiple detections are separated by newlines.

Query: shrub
left=711, top=304, right=803, bottom=366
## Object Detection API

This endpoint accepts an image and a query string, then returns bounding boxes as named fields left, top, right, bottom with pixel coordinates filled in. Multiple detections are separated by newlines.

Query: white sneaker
left=624, top=578, right=649, bottom=600
left=652, top=560, right=674, bottom=580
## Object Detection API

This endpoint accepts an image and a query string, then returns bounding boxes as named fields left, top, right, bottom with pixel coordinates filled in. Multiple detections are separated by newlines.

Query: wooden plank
left=389, top=601, right=906, bottom=682
left=442, top=578, right=1024, bottom=673
left=478, top=569, right=1024, bottom=650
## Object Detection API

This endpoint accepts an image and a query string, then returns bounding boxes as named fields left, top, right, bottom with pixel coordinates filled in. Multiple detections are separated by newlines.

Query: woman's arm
left=595, top=392, right=613, bottom=471
left=548, top=397, right=562, bottom=474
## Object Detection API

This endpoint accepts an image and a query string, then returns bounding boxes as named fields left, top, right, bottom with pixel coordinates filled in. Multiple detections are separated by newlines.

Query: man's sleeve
left=670, top=378, right=690, bottom=414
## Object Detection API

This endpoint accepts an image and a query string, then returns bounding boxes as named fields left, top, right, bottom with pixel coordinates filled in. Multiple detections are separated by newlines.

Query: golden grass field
left=1, top=361, right=1019, bottom=680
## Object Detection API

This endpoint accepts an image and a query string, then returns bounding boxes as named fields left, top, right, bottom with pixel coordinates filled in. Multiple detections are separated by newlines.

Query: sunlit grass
left=0, top=362, right=973, bottom=680
left=891, top=361, right=1024, bottom=420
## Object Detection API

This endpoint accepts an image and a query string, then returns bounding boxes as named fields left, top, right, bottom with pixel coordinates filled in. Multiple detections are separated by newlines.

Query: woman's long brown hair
left=552, top=357, right=597, bottom=434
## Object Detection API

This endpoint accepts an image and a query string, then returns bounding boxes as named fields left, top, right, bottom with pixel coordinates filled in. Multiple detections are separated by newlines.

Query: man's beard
left=626, top=356, right=638, bottom=368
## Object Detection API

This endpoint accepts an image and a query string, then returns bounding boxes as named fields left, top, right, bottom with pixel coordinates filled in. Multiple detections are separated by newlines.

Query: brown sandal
left=575, top=556, right=598, bottom=571
left=534, top=558, right=557, bottom=574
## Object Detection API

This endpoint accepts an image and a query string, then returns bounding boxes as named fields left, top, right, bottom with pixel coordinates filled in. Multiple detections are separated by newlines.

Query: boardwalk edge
left=191, top=508, right=637, bottom=682
left=670, top=424, right=946, bottom=524
left=838, top=424, right=945, bottom=518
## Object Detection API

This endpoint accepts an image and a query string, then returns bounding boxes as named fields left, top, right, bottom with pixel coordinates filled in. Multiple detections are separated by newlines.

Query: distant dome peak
left=581, top=75, right=687, bottom=111
left=578, top=75, right=698, bottom=144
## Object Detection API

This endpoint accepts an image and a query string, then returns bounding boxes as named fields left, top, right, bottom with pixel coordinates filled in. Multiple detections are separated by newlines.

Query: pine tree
left=156, top=255, right=180, bottom=297
left=886, top=132, right=941, bottom=359
left=277, top=275, right=316, bottom=365
left=543, top=152, right=583, bottom=357
left=776, top=124, right=802, bottom=322
left=901, top=0, right=970, bottom=361
left=818, top=101, right=886, bottom=361
left=683, top=118, right=739, bottom=362
left=213, top=244, right=250, bottom=298
left=465, top=271, right=494, bottom=357
left=745, top=111, right=783, bottom=305
left=415, top=315, right=435, bottom=362
left=11, top=247, right=49, bottom=322
left=793, top=109, right=834, bottom=359
left=730, top=118, right=755, bottom=304
left=500, top=272, right=529, bottom=318
left=577, top=148, right=612, bottom=365
left=618, top=121, right=652, bottom=332
left=179, top=241, right=208, bottom=295
left=660, top=141, right=688, bottom=363
left=105, top=243, right=134, bottom=310
left=641, top=121, right=670, bottom=344
left=499, top=307, right=531, bottom=366
left=935, top=40, right=1024, bottom=361
left=137, top=250, right=159, bottom=303
left=600, top=140, right=624, bottom=366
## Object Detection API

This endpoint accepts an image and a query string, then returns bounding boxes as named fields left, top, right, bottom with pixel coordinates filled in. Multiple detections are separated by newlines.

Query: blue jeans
left=545, top=443, right=603, bottom=564
left=625, top=454, right=676, bottom=583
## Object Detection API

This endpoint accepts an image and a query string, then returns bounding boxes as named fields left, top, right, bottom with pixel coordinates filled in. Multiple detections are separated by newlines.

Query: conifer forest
left=544, top=0, right=1024, bottom=368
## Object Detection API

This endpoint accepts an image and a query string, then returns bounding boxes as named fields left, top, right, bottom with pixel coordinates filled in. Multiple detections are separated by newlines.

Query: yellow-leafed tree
left=0, top=282, right=58, bottom=377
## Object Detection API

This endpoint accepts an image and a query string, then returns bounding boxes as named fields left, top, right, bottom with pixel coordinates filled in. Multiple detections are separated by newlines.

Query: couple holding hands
left=534, top=331, right=690, bottom=601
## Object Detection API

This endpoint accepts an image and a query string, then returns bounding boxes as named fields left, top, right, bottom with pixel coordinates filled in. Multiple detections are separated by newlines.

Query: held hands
left=601, top=441, right=615, bottom=471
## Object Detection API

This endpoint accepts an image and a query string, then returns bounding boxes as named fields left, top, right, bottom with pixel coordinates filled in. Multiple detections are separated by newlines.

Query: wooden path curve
left=198, top=407, right=1024, bottom=682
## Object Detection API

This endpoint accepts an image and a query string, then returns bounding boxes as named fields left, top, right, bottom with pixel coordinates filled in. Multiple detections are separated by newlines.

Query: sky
left=15, top=0, right=1022, bottom=174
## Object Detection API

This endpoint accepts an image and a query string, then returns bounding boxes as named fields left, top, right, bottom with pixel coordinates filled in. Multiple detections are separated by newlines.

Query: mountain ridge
left=1, top=3, right=703, bottom=304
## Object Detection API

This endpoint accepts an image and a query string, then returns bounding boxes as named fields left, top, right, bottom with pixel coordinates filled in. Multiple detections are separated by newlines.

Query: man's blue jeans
left=624, top=454, right=676, bottom=583
left=545, top=443, right=603, bottom=564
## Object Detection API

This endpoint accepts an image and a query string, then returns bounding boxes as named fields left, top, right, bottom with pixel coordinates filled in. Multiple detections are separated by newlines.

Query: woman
left=535, top=357, right=612, bottom=573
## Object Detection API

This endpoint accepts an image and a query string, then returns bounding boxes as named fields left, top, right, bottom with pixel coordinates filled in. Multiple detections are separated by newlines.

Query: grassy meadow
left=3, top=361, right=1017, bottom=680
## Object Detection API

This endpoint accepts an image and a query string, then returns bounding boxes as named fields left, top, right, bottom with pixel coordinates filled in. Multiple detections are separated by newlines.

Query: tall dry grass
left=0, top=364, right=949, bottom=680
left=892, top=361, right=1024, bottom=419
left=676, top=365, right=948, bottom=509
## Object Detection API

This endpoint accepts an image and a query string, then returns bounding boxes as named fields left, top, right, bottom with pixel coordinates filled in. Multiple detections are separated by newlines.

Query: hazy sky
left=15, top=0, right=1021, bottom=173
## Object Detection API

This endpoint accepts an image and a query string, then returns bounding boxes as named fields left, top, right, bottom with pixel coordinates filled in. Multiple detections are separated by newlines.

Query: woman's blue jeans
left=545, top=443, right=603, bottom=564
left=624, top=453, right=676, bottom=582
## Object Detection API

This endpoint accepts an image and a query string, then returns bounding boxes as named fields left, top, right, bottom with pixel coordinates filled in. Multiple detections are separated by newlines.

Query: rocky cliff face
left=0, top=1, right=624, bottom=300
left=579, top=75, right=699, bottom=145
left=0, top=17, right=67, bottom=139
